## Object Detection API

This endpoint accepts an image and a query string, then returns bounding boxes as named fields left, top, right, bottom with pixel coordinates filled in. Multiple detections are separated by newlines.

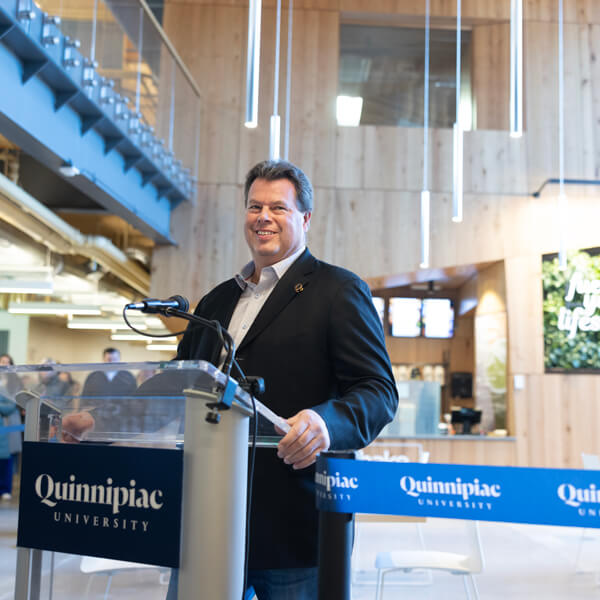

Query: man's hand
left=276, top=409, right=330, bottom=470
left=61, top=411, right=95, bottom=443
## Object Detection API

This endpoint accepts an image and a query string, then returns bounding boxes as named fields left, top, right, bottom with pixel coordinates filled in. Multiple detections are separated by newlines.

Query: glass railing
left=34, top=0, right=200, bottom=195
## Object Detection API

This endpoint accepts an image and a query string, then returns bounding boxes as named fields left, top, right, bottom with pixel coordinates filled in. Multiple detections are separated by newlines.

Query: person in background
left=33, top=358, right=74, bottom=399
left=82, top=348, right=136, bottom=397
left=80, top=348, right=137, bottom=436
left=0, top=354, right=23, bottom=500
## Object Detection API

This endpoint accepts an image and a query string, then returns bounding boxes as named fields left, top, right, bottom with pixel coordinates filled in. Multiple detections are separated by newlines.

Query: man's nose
left=257, top=207, right=272, bottom=221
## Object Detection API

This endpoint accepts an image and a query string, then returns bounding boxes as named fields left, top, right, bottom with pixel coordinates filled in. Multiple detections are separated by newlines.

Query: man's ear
left=303, top=211, right=312, bottom=232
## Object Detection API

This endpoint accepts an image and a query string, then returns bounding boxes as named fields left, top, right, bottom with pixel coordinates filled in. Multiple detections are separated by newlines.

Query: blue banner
left=316, top=456, right=600, bottom=529
left=18, top=442, right=183, bottom=567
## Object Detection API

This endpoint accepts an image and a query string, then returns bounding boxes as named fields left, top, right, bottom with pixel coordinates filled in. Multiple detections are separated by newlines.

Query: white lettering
left=558, top=482, right=600, bottom=508
left=315, top=471, right=359, bottom=493
left=559, top=271, right=600, bottom=338
left=35, top=474, right=57, bottom=507
left=32, top=473, right=166, bottom=514
left=400, top=475, right=502, bottom=502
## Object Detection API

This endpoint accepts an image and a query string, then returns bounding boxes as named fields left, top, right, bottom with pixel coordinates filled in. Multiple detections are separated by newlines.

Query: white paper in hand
left=252, top=398, right=291, bottom=434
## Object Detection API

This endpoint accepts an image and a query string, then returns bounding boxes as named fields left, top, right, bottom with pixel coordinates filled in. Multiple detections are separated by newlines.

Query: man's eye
left=248, top=204, right=261, bottom=211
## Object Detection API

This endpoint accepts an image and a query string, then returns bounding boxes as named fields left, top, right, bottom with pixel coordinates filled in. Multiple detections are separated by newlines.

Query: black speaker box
left=451, top=372, right=473, bottom=398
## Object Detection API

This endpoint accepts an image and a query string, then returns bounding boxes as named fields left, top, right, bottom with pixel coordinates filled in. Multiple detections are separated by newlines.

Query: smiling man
left=173, top=160, right=398, bottom=600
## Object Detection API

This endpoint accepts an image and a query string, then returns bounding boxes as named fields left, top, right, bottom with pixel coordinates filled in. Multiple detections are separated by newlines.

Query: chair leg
left=415, top=524, right=433, bottom=584
left=462, top=575, right=472, bottom=600
left=574, top=528, right=586, bottom=573
left=103, top=573, right=113, bottom=600
left=375, top=569, right=384, bottom=600
left=467, top=574, right=480, bottom=600
left=84, top=573, right=94, bottom=599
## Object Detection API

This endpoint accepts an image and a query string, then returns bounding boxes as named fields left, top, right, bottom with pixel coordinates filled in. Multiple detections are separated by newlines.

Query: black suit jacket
left=177, top=249, right=398, bottom=568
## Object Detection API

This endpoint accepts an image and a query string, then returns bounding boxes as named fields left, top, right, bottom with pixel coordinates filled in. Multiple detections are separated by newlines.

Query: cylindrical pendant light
left=509, top=0, right=523, bottom=137
left=420, top=0, right=431, bottom=268
left=283, top=0, right=293, bottom=160
left=557, top=0, right=567, bottom=269
left=452, top=0, right=463, bottom=223
left=245, top=0, right=262, bottom=128
left=269, top=0, right=282, bottom=159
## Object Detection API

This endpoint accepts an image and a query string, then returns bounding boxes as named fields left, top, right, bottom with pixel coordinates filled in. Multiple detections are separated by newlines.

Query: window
left=338, top=23, right=472, bottom=128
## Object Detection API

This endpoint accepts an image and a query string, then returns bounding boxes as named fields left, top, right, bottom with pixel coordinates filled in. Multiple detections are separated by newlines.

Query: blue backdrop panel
left=316, top=456, right=600, bottom=529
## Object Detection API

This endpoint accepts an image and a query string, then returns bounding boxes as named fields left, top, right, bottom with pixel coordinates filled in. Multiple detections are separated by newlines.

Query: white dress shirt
left=227, top=246, right=306, bottom=354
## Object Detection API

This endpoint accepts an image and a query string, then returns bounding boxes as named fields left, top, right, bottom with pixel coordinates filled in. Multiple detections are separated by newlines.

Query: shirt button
left=254, top=294, right=260, bottom=299
left=242, top=324, right=247, bottom=330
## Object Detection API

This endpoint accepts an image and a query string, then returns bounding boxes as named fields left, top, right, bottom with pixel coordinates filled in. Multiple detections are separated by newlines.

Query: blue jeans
left=247, top=567, right=318, bottom=600
left=166, top=567, right=318, bottom=600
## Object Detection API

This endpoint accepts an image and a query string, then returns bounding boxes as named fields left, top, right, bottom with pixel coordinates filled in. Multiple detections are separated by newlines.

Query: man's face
left=103, top=351, right=120, bottom=363
left=0, top=356, right=10, bottom=367
left=244, top=178, right=311, bottom=270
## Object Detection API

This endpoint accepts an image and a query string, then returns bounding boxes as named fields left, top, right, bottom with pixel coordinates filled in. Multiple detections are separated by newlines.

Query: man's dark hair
left=244, top=160, right=313, bottom=212
left=103, top=347, right=120, bottom=356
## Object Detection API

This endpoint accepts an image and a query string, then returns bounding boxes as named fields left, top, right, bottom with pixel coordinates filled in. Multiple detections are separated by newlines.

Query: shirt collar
left=235, top=246, right=305, bottom=290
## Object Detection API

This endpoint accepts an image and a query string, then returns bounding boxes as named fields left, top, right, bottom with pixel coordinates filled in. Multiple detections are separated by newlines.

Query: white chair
left=352, top=446, right=431, bottom=586
left=574, top=453, right=600, bottom=575
left=374, top=520, right=484, bottom=600
left=80, top=555, right=169, bottom=599
left=582, top=453, right=600, bottom=470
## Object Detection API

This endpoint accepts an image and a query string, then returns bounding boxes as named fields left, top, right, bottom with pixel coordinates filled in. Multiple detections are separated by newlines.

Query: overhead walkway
left=0, top=0, right=201, bottom=244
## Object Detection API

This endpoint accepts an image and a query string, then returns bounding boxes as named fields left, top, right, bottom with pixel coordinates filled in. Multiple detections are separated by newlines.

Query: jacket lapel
left=237, top=249, right=317, bottom=353
left=204, top=280, right=242, bottom=364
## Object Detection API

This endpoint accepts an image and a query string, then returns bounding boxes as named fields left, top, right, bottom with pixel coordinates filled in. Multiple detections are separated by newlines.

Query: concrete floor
left=3, top=497, right=600, bottom=599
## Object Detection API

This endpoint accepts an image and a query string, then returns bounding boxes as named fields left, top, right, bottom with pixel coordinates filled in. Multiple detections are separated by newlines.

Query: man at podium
left=173, top=160, right=398, bottom=599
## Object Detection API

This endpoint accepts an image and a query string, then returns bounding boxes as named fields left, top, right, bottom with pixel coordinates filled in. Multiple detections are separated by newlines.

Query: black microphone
left=126, top=295, right=190, bottom=314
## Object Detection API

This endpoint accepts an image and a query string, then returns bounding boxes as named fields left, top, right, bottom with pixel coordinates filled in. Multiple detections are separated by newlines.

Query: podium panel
left=6, top=360, right=260, bottom=600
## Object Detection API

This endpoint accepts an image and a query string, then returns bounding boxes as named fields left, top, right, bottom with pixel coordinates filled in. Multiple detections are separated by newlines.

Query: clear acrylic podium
left=8, top=360, right=262, bottom=600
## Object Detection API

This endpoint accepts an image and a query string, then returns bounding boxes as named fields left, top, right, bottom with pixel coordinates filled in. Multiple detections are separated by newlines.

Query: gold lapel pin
left=294, top=283, right=304, bottom=293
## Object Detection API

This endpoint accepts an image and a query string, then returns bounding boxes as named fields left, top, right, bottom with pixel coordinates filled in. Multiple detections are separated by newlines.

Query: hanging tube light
left=283, top=0, right=293, bottom=160
left=557, top=0, right=567, bottom=269
left=452, top=0, right=463, bottom=223
left=420, top=0, right=431, bottom=268
left=269, top=0, right=282, bottom=159
left=245, top=0, right=262, bottom=128
left=509, top=0, right=523, bottom=137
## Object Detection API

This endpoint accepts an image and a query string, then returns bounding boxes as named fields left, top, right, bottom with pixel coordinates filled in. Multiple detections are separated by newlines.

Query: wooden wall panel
left=288, top=9, right=339, bottom=187
left=471, top=24, right=510, bottom=131
left=525, top=22, right=600, bottom=189
left=476, top=262, right=506, bottom=315
left=449, top=315, right=474, bottom=373
left=365, top=438, right=516, bottom=466
left=355, top=127, right=528, bottom=196
left=339, top=0, right=510, bottom=20
left=164, top=4, right=244, bottom=184
left=464, top=132, right=528, bottom=195
left=505, top=255, right=544, bottom=375
left=514, top=375, right=600, bottom=468
left=386, top=337, right=450, bottom=365
left=524, top=21, right=557, bottom=189
left=151, top=184, right=248, bottom=302
left=335, top=127, right=365, bottom=188
left=363, top=127, right=424, bottom=191
left=524, top=0, right=600, bottom=23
